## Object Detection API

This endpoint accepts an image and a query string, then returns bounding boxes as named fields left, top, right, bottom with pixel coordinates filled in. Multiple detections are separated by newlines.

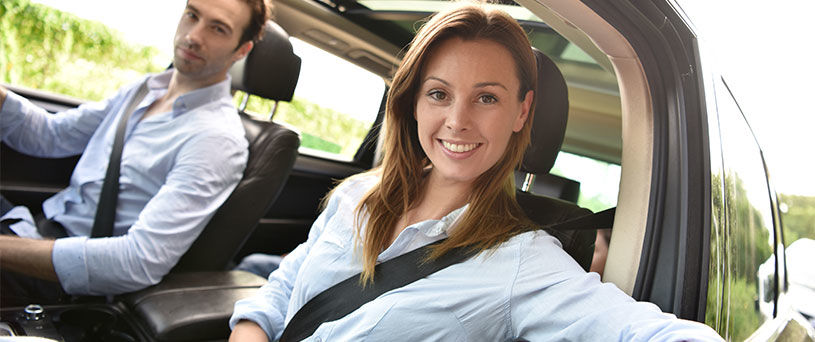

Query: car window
left=708, top=78, right=776, bottom=340
left=550, top=151, right=620, bottom=212
left=1, top=0, right=167, bottom=101
left=236, top=38, right=385, bottom=162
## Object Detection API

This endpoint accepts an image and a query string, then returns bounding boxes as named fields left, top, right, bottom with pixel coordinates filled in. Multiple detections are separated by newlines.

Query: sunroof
left=326, top=0, right=617, bottom=94
left=352, top=0, right=601, bottom=67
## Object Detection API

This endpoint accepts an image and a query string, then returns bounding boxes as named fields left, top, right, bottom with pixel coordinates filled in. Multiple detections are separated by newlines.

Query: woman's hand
left=229, top=320, right=269, bottom=342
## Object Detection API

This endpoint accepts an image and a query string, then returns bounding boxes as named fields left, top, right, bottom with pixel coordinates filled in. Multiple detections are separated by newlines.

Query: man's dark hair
left=240, top=0, right=271, bottom=46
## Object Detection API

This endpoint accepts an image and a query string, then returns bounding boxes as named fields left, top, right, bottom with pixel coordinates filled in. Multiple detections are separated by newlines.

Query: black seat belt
left=279, top=206, right=616, bottom=342
left=90, top=81, right=149, bottom=238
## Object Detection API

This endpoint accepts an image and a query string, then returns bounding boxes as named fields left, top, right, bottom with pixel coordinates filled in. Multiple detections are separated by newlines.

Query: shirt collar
left=145, top=69, right=233, bottom=117
left=421, top=204, right=469, bottom=238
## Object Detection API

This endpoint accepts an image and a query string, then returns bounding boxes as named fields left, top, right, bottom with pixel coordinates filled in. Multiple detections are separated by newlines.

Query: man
left=0, top=0, right=269, bottom=304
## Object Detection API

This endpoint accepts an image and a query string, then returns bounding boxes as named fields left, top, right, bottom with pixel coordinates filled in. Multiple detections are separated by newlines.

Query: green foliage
left=238, top=92, right=371, bottom=159
left=778, top=193, right=815, bottom=246
left=300, top=133, right=341, bottom=154
left=1, top=0, right=163, bottom=100
left=728, top=276, right=762, bottom=341
left=707, top=172, right=774, bottom=338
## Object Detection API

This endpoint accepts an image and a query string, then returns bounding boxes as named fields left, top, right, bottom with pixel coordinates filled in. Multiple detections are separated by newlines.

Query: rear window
left=237, top=38, right=385, bottom=162
left=551, top=151, right=620, bottom=212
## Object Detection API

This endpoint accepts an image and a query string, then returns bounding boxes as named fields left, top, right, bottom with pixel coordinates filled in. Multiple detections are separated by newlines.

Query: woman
left=229, top=4, right=723, bottom=341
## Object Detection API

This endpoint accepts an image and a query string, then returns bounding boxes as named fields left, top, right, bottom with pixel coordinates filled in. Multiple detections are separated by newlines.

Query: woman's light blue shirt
left=230, top=175, right=722, bottom=341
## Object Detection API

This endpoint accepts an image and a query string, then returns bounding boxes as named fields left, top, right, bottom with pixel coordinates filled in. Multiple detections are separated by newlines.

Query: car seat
left=170, top=21, right=302, bottom=272
left=516, top=49, right=601, bottom=271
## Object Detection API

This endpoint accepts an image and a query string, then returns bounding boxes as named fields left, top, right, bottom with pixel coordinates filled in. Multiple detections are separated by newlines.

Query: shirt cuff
left=53, top=236, right=91, bottom=294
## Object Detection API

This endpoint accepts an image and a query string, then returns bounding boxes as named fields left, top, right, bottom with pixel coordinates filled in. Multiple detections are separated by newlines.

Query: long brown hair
left=348, top=4, right=537, bottom=283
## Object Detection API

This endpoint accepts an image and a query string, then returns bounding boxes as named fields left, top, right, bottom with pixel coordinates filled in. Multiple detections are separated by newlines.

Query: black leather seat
left=121, top=21, right=301, bottom=341
left=171, top=21, right=301, bottom=272
left=516, top=49, right=597, bottom=271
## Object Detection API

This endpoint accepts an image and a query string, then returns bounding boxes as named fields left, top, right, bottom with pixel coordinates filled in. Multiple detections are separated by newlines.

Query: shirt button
left=314, top=338, right=321, bottom=342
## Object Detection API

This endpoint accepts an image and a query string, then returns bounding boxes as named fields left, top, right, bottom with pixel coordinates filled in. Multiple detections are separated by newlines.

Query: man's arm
left=0, top=80, right=131, bottom=158
left=51, top=132, right=248, bottom=295
left=0, top=235, right=58, bottom=281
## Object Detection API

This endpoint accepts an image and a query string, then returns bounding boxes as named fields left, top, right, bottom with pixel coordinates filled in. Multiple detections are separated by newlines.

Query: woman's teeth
left=442, top=141, right=478, bottom=152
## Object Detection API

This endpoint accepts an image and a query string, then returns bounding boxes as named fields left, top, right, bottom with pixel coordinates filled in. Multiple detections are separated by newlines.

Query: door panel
left=0, top=142, right=78, bottom=212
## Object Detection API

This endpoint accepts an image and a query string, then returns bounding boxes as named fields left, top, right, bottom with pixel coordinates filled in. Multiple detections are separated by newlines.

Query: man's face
left=172, top=0, right=252, bottom=83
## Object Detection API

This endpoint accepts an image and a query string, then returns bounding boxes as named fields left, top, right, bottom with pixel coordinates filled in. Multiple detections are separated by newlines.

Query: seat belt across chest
left=279, top=206, right=616, bottom=341
left=90, top=81, right=149, bottom=238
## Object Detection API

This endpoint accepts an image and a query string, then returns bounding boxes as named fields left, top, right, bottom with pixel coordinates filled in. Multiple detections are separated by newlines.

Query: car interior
left=0, top=0, right=681, bottom=340
left=265, top=0, right=647, bottom=293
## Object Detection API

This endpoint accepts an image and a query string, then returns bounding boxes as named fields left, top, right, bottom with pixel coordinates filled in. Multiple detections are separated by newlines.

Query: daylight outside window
left=237, top=38, right=385, bottom=162
left=550, top=151, right=620, bottom=212
left=1, top=0, right=169, bottom=102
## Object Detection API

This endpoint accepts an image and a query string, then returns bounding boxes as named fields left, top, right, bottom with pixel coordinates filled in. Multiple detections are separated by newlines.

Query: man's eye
left=428, top=90, right=447, bottom=101
left=185, top=12, right=198, bottom=20
left=479, top=94, right=497, bottom=104
left=214, top=26, right=227, bottom=34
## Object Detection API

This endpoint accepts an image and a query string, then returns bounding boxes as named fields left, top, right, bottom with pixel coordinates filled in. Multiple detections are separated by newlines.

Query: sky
left=29, top=0, right=815, bottom=196
left=677, top=0, right=815, bottom=196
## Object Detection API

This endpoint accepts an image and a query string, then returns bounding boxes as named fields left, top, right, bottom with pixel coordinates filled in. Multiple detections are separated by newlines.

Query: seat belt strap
left=544, top=207, right=615, bottom=230
left=279, top=240, right=474, bottom=342
left=90, top=81, right=149, bottom=238
left=279, top=206, right=616, bottom=341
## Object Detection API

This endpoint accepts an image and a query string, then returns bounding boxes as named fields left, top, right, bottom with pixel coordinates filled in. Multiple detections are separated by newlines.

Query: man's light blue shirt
left=230, top=175, right=723, bottom=341
left=0, top=70, right=248, bottom=295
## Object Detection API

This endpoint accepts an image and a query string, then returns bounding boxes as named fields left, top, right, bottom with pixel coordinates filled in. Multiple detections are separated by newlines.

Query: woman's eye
left=427, top=90, right=447, bottom=101
left=479, top=94, right=497, bottom=104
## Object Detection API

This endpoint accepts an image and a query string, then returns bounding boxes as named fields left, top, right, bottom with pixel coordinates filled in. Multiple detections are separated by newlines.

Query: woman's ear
left=513, top=90, right=534, bottom=132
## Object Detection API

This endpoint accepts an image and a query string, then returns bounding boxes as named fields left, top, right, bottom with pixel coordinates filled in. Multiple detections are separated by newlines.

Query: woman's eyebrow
left=423, top=77, right=507, bottom=91
left=474, top=82, right=508, bottom=91
left=423, top=76, right=449, bottom=86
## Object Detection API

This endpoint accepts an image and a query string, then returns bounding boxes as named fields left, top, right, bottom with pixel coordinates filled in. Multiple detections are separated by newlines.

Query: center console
left=0, top=270, right=266, bottom=341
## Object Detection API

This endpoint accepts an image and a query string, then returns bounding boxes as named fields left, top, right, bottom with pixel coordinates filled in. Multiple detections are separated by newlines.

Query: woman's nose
left=445, top=101, right=471, bottom=133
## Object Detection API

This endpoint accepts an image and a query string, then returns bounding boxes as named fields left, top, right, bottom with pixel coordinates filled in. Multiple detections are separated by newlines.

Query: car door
left=707, top=77, right=813, bottom=340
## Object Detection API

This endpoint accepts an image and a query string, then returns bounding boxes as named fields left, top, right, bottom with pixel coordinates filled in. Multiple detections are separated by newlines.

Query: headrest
left=229, top=21, right=301, bottom=101
left=519, top=49, right=569, bottom=175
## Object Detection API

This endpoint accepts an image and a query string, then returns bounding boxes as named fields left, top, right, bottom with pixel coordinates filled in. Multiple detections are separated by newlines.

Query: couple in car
left=0, top=0, right=722, bottom=339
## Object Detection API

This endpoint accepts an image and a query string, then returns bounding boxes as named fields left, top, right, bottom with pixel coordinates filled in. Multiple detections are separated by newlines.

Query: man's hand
left=0, top=85, right=7, bottom=109
left=0, top=235, right=58, bottom=281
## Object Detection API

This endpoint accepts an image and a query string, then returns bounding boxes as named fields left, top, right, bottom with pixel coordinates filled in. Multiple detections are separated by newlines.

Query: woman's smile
left=439, top=139, right=482, bottom=153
